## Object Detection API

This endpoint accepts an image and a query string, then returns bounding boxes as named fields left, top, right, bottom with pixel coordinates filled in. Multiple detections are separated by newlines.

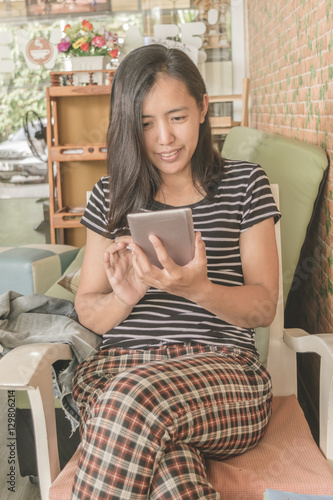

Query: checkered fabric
left=72, top=344, right=272, bottom=500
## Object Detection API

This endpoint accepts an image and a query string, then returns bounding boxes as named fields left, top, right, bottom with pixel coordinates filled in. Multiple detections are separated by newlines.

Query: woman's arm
left=130, top=217, right=279, bottom=329
left=194, top=217, right=279, bottom=327
left=75, top=229, right=148, bottom=334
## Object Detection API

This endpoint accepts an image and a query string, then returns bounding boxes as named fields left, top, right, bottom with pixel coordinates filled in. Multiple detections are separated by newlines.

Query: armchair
left=1, top=185, right=333, bottom=499
left=0, top=127, right=332, bottom=499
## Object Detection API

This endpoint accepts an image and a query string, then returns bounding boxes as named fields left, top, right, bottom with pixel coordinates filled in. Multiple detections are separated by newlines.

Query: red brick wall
left=247, top=0, right=333, bottom=334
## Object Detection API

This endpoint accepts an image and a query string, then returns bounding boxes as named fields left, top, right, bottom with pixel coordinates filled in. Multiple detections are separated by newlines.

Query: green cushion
left=254, top=326, right=270, bottom=367
left=222, top=126, right=328, bottom=305
left=45, top=246, right=86, bottom=302
left=0, top=244, right=79, bottom=295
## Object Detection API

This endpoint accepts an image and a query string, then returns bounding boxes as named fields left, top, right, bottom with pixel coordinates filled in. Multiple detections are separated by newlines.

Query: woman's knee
left=90, top=363, right=173, bottom=429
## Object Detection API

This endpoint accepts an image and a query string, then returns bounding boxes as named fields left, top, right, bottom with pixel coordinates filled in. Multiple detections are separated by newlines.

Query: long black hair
left=106, top=44, right=224, bottom=233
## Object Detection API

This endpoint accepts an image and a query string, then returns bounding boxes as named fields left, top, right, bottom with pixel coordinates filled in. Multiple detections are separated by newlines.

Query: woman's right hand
left=76, top=230, right=147, bottom=335
left=104, top=238, right=150, bottom=306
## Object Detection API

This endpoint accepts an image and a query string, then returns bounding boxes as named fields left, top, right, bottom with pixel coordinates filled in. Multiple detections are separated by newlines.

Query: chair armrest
left=283, top=328, right=333, bottom=468
left=0, top=343, right=73, bottom=500
left=0, top=343, right=72, bottom=390
left=283, top=328, right=333, bottom=358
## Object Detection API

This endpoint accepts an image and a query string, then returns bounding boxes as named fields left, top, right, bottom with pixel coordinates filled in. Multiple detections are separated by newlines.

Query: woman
left=73, top=44, right=280, bottom=499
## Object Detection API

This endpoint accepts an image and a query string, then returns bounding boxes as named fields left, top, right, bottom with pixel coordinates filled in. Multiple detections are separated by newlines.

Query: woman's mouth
left=159, top=148, right=181, bottom=159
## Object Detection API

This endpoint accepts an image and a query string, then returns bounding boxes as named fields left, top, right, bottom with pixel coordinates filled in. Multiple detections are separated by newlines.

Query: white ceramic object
left=71, top=56, right=107, bottom=86
left=207, top=8, right=219, bottom=25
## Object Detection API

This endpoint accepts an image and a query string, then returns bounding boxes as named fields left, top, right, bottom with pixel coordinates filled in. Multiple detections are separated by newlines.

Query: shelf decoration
left=57, top=19, right=119, bottom=85
left=70, top=55, right=107, bottom=85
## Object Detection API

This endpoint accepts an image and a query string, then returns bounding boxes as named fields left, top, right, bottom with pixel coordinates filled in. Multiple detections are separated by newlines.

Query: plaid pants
left=71, top=344, right=272, bottom=500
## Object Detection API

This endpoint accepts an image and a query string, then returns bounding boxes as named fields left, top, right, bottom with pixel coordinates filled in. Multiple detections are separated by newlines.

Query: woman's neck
left=155, top=179, right=205, bottom=207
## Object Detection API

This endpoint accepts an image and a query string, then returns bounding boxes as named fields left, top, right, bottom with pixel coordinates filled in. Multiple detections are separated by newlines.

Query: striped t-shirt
left=81, top=160, right=281, bottom=352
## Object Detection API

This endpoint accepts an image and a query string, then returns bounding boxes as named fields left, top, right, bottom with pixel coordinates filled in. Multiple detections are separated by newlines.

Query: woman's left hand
left=129, top=232, right=210, bottom=300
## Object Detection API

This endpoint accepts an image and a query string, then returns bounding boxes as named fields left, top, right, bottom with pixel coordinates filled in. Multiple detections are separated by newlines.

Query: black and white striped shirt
left=81, top=160, right=281, bottom=352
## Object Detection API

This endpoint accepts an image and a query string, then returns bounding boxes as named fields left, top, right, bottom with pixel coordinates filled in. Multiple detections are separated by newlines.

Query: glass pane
left=0, top=0, right=233, bottom=139
left=140, top=0, right=232, bottom=95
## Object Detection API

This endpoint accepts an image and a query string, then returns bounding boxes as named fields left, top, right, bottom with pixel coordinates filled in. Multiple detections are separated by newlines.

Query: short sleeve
left=81, top=177, right=112, bottom=238
left=240, top=165, right=281, bottom=232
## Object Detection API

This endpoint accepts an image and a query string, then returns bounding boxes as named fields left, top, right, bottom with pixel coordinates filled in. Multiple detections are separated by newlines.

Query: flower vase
left=70, top=56, right=107, bottom=86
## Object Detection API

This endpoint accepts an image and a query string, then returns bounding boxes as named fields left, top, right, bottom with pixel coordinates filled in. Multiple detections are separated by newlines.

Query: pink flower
left=91, top=36, right=105, bottom=48
left=58, top=40, right=71, bottom=52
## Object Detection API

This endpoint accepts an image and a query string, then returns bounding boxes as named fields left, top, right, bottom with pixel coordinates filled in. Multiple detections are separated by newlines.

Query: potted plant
left=57, top=19, right=119, bottom=85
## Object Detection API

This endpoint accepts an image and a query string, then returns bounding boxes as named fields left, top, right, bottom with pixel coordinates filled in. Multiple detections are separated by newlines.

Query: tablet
left=127, top=208, right=195, bottom=268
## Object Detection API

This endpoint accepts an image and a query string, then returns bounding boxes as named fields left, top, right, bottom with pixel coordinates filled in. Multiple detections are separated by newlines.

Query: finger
left=105, top=243, right=127, bottom=268
left=104, top=250, right=114, bottom=269
left=128, top=243, right=157, bottom=281
left=104, top=252, right=116, bottom=282
left=148, top=235, right=175, bottom=270
left=105, top=253, right=125, bottom=285
left=116, top=243, right=129, bottom=257
left=131, top=249, right=154, bottom=281
left=115, top=235, right=131, bottom=245
left=132, top=254, right=162, bottom=290
left=194, top=232, right=207, bottom=262
left=131, top=252, right=145, bottom=279
left=128, top=242, right=152, bottom=269
left=114, top=240, right=128, bottom=253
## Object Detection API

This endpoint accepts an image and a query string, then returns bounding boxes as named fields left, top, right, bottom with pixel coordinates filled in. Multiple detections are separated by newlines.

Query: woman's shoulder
left=93, top=176, right=110, bottom=196
left=212, top=158, right=273, bottom=200
left=87, top=176, right=110, bottom=205
left=81, top=176, right=111, bottom=235
left=222, top=158, right=262, bottom=175
left=220, top=158, right=268, bottom=185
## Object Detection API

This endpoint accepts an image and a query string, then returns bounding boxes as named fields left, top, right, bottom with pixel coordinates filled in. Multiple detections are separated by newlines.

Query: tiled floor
left=0, top=183, right=49, bottom=245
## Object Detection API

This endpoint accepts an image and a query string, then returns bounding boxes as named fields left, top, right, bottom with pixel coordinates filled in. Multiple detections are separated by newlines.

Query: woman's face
left=142, top=74, right=208, bottom=182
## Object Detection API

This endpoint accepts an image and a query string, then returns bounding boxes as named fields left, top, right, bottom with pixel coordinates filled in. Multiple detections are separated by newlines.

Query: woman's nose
left=157, top=121, right=175, bottom=145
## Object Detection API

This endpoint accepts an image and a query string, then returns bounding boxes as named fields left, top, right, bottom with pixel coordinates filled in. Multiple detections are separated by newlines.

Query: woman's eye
left=142, top=122, right=152, bottom=129
left=172, top=116, right=186, bottom=122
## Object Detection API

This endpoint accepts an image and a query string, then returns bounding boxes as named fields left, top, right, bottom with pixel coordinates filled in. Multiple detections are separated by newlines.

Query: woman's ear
left=200, top=94, right=209, bottom=124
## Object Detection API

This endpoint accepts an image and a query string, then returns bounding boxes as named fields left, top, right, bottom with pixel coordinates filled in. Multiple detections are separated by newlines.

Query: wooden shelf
left=208, top=79, right=250, bottom=139
left=46, top=68, right=113, bottom=244
left=209, top=94, right=243, bottom=103
left=52, top=207, right=85, bottom=229
left=48, top=85, right=112, bottom=97
left=47, top=70, right=115, bottom=98
left=49, top=144, right=107, bottom=162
